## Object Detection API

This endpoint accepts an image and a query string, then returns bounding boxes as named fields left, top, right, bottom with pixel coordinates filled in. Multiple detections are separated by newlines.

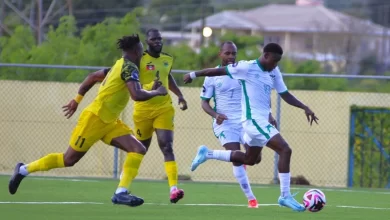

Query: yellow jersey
left=85, top=57, right=139, bottom=123
left=134, top=51, right=173, bottom=111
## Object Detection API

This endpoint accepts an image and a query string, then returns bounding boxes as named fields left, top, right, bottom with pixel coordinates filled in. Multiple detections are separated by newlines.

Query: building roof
left=186, top=4, right=388, bottom=35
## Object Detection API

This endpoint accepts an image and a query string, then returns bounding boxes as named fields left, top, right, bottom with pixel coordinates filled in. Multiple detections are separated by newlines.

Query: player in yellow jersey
left=8, top=34, right=167, bottom=207
left=133, top=28, right=187, bottom=203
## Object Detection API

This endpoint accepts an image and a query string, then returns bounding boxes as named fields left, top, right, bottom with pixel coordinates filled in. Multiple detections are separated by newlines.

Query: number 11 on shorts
left=75, top=136, right=86, bottom=148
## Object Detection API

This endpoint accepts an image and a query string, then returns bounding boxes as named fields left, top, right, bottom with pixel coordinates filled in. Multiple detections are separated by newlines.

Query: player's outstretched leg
left=110, top=135, right=146, bottom=207
left=9, top=148, right=84, bottom=195
left=266, top=134, right=305, bottom=212
left=190, top=145, right=210, bottom=171
left=191, top=145, right=262, bottom=171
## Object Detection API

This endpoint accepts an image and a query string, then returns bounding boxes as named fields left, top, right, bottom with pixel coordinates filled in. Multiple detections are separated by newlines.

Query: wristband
left=189, top=72, right=197, bottom=79
left=74, top=94, right=84, bottom=104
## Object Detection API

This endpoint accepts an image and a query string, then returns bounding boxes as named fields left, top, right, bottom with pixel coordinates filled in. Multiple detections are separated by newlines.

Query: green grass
left=0, top=175, right=389, bottom=220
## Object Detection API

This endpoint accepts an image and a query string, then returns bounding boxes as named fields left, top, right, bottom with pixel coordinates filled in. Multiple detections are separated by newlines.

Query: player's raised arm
left=184, top=61, right=249, bottom=84
left=183, top=67, right=227, bottom=84
left=62, top=68, right=110, bottom=119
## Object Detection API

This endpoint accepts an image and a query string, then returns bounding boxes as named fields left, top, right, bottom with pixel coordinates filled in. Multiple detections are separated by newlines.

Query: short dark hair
left=220, top=41, right=235, bottom=49
left=117, top=34, right=140, bottom=51
left=263, top=43, right=283, bottom=55
left=146, top=28, right=160, bottom=37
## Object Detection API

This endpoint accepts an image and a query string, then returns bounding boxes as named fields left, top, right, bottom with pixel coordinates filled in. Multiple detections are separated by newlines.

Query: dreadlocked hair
left=117, top=34, right=140, bottom=51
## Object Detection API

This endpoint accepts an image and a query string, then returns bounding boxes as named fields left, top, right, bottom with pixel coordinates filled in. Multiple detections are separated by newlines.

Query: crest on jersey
left=215, top=78, right=223, bottom=88
left=146, top=62, right=155, bottom=70
left=163, top=61, right=169, bottom=67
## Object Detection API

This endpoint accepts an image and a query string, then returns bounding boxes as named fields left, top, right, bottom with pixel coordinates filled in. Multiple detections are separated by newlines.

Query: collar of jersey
left=256, top=59, right=266, bottom=72
left=144, top=50, right=160, bottom=58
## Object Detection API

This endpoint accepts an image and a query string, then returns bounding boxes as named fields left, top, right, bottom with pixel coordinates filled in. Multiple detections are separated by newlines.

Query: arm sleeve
left=200, top=77, right=214, bottom=100
left=225, top=61, right=250, bottom=80
left=121, top=64, right=139, bottom=82
left=273, top=66, right=288, bottom=94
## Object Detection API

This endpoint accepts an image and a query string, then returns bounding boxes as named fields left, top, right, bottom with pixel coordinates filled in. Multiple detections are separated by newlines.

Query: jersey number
left=75, top=136, right=86, bottom=148
left=137, top=129, right=142, bottom=137
left=230, top=89, right=234, bottom=98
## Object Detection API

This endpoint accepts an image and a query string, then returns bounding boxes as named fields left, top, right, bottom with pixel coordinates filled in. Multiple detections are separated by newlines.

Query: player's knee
left=255, top=154, right=262, bottom=164
left=133, top=144, right=147, bottom=155
left=281, top=142, right=292, bottom=156
left=160, top=141, right=174, bottom=155
left=244, top=157, right=256, bottom=166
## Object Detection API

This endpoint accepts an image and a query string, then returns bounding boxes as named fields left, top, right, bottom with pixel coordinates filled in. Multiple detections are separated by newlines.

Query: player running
left=184, top=43, right=319, bottom=212
left=8, top=34, right=167, bottom=207
left=200, top=41, right=276, bottom=208
left=133, top=29, right=187, bottom=203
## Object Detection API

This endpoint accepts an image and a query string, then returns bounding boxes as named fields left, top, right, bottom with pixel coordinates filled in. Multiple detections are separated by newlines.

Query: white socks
left=279, top=172, right=291, bottom=197
left=206, top=150, right=231, bottom=162
left=115, top=187, right=128, bottom=194
left=19, top=165, right=29, bottom=176
left=233, top=165, right=255, bottom=201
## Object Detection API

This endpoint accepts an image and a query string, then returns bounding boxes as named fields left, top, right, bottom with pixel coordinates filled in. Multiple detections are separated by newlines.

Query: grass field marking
left=218, top=184, right=390, bottom=195
left=2, top=201, right=390, bottom=210
left=0, top=201, right=104, bottom=205
left=336, top=205, right=390, bottom=210
left=30, top=177, right=100, bottom=182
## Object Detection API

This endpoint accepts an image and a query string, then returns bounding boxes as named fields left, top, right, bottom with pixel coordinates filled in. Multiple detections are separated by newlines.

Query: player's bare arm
left=62, top=68, right=109, bottom=119
left=183, top=67, right=227, bottom=84
left=279, top=92, right=319, bottom=125
left=168, top=73, right=188, bottom=110
left=127, top=80, right=167, bottom=101
left=268, top=101, right=277, bottom=128
left=201, top=99, right=228, bottom=125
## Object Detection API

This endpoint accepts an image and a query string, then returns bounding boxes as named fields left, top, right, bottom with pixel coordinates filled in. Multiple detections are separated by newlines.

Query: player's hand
left=304, top=106, right=319, bottom=126
left=156, top=85, right=168, bottom=96
left=178, top=96, right=188, bottom=111
left=62, top=99, right=78, bottom=119
left=268, top=113, right=277, bottom=129
left=183, top=73, right=193, bottom=84
left=152, top=80, right=162, bottom=90
left=215, top=113, right=228, bottom=125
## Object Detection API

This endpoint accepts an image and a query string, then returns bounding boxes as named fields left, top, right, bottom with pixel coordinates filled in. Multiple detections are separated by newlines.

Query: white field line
left=1, top=201, right=389, bottom=210
left=26, top=178, right=390, bottom=195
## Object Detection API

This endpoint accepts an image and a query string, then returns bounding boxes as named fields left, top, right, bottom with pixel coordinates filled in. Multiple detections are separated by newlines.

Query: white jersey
left=226, top=60, right=288, bottom=122
left=200, top=67, right=242, bottom=123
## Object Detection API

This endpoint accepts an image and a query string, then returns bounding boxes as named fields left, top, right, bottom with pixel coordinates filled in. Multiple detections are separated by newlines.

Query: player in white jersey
left=200, top=41, right=276, bottom=208
left=184, top=43, right=319, bottom=212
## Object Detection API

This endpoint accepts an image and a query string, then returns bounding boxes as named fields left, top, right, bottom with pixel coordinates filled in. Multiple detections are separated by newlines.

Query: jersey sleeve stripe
left=225, top=66, right=233, bottom=79
left=278, top=90, right=288, bottom=94
left=200, top=96, right=211, bottom=100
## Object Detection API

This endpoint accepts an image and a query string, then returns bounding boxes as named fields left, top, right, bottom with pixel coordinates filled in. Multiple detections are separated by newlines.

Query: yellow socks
left=164, top=161, right=178, bottom=191
left=117, top=153, right=144, bottom=191
left=26, top=153, right=65, bottom=174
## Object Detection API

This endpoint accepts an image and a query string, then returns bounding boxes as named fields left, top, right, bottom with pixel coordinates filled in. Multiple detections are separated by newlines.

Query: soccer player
left=8, top=34, right=167, bottom=207
left=184, top=43, right=319, bottom=212
left=200, top=41, right=273, bottom=208
left=133, top=28, right=187, bottom=203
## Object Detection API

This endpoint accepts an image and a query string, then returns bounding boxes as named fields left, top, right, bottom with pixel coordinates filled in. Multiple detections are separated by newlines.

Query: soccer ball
left=303, top=189, right=326, bottom=212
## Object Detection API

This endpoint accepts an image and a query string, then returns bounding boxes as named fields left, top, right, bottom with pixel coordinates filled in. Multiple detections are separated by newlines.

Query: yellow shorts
left=133, top=106, right=175, bottom=140
left=69, top=110, right=133, bottom=152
